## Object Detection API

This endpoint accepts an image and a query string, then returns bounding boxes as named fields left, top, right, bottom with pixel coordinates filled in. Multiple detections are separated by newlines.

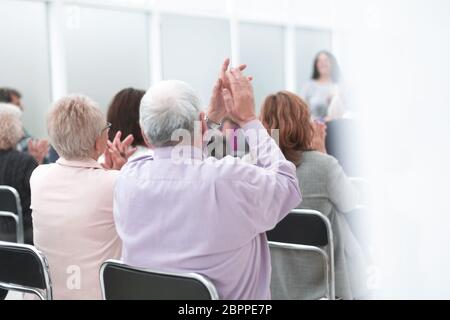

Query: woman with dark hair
left=260, top=91, right=367, bottom=300
left=106, top=88, right=152, bottom=161
left=300, top=51, right=343, bottom=120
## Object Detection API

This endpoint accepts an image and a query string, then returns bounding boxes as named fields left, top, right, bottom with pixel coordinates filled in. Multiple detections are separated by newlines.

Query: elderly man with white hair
left=114, top=60, right=302, bottom=300
left=30, top=95, right=136, bottom=299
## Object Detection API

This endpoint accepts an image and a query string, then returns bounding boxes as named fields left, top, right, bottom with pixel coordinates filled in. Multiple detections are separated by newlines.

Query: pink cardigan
left=30, top=158, right=121, bottom=300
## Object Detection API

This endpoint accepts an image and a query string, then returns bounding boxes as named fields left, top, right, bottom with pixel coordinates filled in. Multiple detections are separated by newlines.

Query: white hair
left=140, top=80, right=202, bottom=147
left=0, top=102, right=22, bottom=119
left=0, top=103, right=23, bottom=150
left=0, top=112, right=23, bottom=150
left=47, top=94, right=105, bottom=160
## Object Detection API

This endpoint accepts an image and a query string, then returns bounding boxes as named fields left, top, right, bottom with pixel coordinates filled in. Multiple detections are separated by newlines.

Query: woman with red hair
left=260, top=91, right=367, bottom=300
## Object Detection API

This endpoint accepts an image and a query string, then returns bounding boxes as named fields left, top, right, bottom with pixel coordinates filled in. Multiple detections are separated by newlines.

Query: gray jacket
left=271, top=151, right=368, bottom=300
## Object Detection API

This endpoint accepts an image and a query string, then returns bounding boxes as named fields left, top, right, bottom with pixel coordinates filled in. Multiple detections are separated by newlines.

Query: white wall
left=0, top=0, right=333, bottom=138
left=0, top=0, right=51, bottom=138
left=160, top=14, right=231, bottom=106
left=63, top=5, right=150, bottom=111
left=331, top=0, right=450, bottom=299
left=239, top=22, right=285, bottom=111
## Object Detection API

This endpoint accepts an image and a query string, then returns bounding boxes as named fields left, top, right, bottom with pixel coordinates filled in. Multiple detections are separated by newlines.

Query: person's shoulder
left=93, top=166, right=120, bottom=185
left=301, top=151, right=339, bottom=168
left=129, top=146, right=153, bottom=161
left=114, top=156, right=155, bottom=186
left=80, top=167, right=119, bottom=196
left=120, top=155, right=154, bottom=174
left=99, top=167, right=120, bottom=178
left=30, top=163, right=54, bottom=185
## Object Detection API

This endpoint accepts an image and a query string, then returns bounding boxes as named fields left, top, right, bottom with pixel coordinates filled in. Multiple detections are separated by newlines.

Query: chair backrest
left=267, top=209, right=331, bottom=247
left=267, top=209, right=335, bottom=300
left=0, top=186, right=24, bottom=243
left=0, top=186, right=21, bottom=214
left=0, top=241, right=52, bottom=300
left=269, top=242, right=330, bottom=300
left=100, top=260, right=219, bottom=300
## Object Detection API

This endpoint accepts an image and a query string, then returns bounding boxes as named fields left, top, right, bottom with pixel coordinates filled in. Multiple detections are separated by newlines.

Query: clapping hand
left=311, top=121, right=327, bottom=154
left=221, top=68, right=257, bottom=127
left=28, top=139, right=49, bottom=164
left=102, top=131, right=136, bottom=170
left=207, top=58, right=252, bottom=124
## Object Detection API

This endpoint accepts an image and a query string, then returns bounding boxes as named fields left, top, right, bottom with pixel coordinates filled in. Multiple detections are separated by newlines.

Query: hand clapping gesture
left=221, top=68, right=257, bottom=127
left=28, top=139, right=50, bottom=164
left=102, top=131, right=136, bottom=170
left=207, top=58, right=252, bottom=125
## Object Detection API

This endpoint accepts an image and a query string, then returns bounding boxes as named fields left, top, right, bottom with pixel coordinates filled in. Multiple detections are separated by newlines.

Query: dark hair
left=107, top=88, right=146, bottom=147
left=312, top=51, right=341, bottom=83
left=0, top=87, right=21, bottom=103
left=260, top=91, right=314, bottom=167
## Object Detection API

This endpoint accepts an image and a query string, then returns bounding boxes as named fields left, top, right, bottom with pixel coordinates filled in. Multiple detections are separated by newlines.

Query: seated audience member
left=30, top=95, right=135, bottom=300
left=114, top=65, right=301, bottom=299
left=106, top=88, right=153, bottom=160
left=0, top=88, right=50, bottom=164
left=260, top=91, right=367, bottom=300
left=0, top=108, right=37, bottom=244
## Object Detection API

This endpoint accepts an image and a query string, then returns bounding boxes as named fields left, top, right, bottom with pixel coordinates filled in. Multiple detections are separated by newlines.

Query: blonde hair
left=0, top=112, right=23, bottom=150
left=47, top=95, right=105, bottom=160
left=0, top=102, right=22, bottom=119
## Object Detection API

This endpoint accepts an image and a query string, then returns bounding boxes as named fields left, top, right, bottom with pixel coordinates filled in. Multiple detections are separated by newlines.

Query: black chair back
left=101, top=260, right=218, bottom=300
left=0, top=187, right=19, bottom=214
left=0, top=241, right=52, bottom=299
left=267, top=210, right=330, bottom=247
left=267, top=210, right=335, bottom=300
left=0, top=186, right=24, bottom=243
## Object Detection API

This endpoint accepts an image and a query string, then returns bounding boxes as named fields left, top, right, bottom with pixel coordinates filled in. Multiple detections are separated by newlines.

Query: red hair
left=260, top=91, right=314, bottom=166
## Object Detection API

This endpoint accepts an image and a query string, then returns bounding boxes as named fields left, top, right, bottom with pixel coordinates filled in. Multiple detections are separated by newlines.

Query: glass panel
left=161, top=14, right=231, bottom=106
left=0, top=0, right=51, bottom=138
left=63, top=5, right=150, bottom=112
left=240, top=22, right=285, bottom=112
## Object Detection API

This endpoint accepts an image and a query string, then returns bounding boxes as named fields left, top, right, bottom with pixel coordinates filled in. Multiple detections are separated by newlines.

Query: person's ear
left=140, top=128, right=154, bottom=148
left=93, top=135, right=104, bottom=159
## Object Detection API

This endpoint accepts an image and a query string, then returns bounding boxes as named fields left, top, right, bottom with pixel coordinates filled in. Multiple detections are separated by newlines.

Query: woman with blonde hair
left=30, top=94, right=135, bottom=299
left=260, top=91, right=367, bottom=300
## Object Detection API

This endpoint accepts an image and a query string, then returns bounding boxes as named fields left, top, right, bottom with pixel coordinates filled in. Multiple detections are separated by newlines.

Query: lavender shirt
left=113, top=120, right=301, bottom=299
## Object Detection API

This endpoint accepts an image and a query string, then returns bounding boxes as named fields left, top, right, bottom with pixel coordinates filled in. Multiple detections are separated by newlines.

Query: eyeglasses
left=102, top=122, right=112, bottom=132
